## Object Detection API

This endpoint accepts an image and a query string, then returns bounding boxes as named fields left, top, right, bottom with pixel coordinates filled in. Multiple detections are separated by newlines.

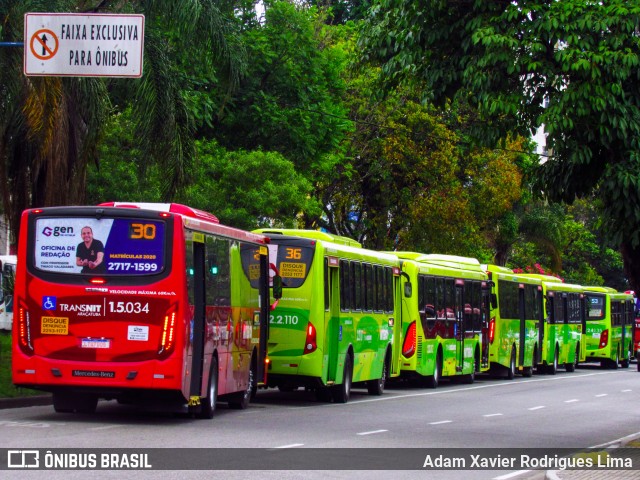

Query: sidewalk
left=532, top=433, right=640, bottom=480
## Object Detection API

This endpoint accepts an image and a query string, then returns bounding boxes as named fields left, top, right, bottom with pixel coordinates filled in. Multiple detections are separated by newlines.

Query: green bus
left=484, top=265, right=543, bottom=378
left=395, top=253, right=490, bottom=387
left=520, top=275, right=585, bottom=374
left=249, top=229, right=402, bottom=402
left=583, top=287, right=634, bottom=368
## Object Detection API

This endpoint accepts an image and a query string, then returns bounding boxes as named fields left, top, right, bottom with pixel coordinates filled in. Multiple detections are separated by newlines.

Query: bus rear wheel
left=621, top=349, right=631, bottom=369
left=332, top=355, right=352, bottom=403
left=565, top=346, right=579, bottom=372
left=367, top=357, right=387, bottom=396
left=228, top=360, right=254, bottom=410
left=198, top=357, right=218, bottom=419
left=425, top=352, right=442, bottom=388
left=548, top=346, right=559, bottom=375
left=506, top=347, right=516, bottom=380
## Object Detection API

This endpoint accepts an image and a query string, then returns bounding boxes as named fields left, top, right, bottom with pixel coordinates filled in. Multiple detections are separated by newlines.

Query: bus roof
left=394, top=252, right=484, bottom=274
left=583, top=286, right=618, bottom=294
left=482, top=265, right=543, bottom=285
left=98, top=202, right=220, bottom=223
left=253, top=229, right=362, bottom=248
left=516, top=273, right=563, bottom=283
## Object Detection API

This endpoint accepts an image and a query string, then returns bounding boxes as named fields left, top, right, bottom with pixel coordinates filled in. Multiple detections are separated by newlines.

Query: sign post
left=24, top=13, right=144, bottom=77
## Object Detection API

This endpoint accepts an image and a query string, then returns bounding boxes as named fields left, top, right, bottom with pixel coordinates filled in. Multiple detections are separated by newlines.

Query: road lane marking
left=429, top=420, right=452, bottom=425
left=90, top=425, right=123, bottom=431
left=528, top=406, right=545, bottom=411
left=622, top=389, right=632, bottom=392
left=483, top=413, right=503, bottom=417
left=595, top=393, right=608, bottom=397
left=271, top=444, right=304, bottom=449
left=356, top=429, right=388, bottom=436
left=493, top=470, right=531, bottom=480
left=564, top=399, right=579, bottom=403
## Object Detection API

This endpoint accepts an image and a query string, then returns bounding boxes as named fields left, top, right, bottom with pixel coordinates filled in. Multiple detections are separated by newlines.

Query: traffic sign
left=24, top=13, right=144, bottom=77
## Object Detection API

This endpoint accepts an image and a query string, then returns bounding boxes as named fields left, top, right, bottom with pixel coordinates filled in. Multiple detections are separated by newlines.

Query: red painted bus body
left=12, top=203, right=270, bottom=417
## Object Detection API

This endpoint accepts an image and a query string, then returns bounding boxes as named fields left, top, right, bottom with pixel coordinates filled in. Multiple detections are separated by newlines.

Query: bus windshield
left=34, top=217, right=166, bottom=276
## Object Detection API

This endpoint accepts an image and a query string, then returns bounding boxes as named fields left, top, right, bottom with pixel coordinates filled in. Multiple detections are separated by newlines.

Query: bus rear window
left=586, top=294, right=605, bottom=320
left=241, top=238, right=315, bottom=289
left=34, top=217, right=165, bottom=275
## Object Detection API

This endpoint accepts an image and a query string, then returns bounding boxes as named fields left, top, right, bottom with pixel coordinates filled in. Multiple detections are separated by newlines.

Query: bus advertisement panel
left=13, top=204, right=272, bottom=417
left=249, top=229, right=401, bottom=403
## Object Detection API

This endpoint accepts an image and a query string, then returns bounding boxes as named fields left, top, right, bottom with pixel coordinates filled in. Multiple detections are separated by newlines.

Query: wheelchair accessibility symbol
left=42, top=296, right=57, bottom=310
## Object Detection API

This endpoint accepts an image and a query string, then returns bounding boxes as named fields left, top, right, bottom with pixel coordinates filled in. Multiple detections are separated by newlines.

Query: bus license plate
left=81, top=338, right=111, bottom=349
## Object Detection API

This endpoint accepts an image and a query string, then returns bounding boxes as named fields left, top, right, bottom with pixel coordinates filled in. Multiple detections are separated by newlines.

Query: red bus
left=12, top=203, right=274, bottom=417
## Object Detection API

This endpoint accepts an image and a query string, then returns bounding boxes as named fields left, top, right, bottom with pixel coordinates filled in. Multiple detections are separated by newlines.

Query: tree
left=359, top=0, right=640, bottom=290
left=179, top=140, right=319, bottom=231
left=210, top=1, right=352, bottom=229
left=0, top=0, right=245, bottom=247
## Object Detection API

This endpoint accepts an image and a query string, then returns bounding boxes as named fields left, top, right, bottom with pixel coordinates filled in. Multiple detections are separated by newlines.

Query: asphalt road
left=0, top=363, right=638, bottom=480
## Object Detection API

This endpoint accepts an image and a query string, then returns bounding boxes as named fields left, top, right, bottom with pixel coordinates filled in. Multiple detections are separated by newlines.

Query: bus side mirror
left=404, top=281, right=412, bottom=298
left=490, top=293, right=498, bottom=310
left=273, top=275, right=283, bottom=300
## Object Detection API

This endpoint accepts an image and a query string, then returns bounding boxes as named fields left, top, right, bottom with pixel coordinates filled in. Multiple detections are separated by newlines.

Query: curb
left=0, top=395, right=52, bottom=410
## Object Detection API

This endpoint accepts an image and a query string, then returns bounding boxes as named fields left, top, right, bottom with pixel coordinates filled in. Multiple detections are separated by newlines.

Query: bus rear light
left=303, top=322, right=317, bottom=355
left=599, top=329, right=609, bottom=349
left=17, top=303, right=34, bottom=355
left=489, top=318, right=496, bottom=344
left=158, top=311, right=177, bottom=356
left=89, top=278, right=106, bottom=284
left=402, top=321, right=417, bottom=358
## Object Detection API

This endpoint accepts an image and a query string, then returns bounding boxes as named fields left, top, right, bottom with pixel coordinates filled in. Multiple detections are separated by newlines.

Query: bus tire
left=463, top=352, right=479, bottom=384
left=425, top=351, right=442, bottom=388
left=332, top=355, right=352, bottom=403
left=367, top=355, right=388, bottom=396
left=548, top=345, right=559, bottom=375
left=565, top=346, right=579, bottom=372
left=507, top=346, right=516, bottom=380
left=621, top=349, right=630, bottom=369
left=198, top=357, right=218, bottom=419
left=522, top=365, right=533, bottom=377
left=228, top=360, right=254, bottom=410
left=611, top=350, right=620, bottom=370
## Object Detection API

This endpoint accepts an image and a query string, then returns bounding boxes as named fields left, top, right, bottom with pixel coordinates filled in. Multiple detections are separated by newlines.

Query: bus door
left=537, top=286, right=545, bottom=364
left=391, top=265, right=405, bottom=377
left=481, top=282, right=490, bottom=369
left=188, top=234, right=207, bottom=403
left=621, top=299, right=630, bottom=361
left=545, top=292, right=556, bottom=361
left=455, top=279, right=465, bottom=373
left=580, top=294, right=588, bottom=361
left=518, top=283, right=526, bottom=369
left=325, top=257, right=341, bottom=383
left=257, top=247, right=270, bottom=386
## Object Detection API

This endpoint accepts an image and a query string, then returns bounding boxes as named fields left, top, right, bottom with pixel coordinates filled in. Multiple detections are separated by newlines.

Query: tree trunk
left=620, top=241, right=640, bottom=293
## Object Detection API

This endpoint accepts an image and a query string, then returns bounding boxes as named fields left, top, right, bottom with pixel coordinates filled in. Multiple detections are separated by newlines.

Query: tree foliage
left=359, top=0, right=640, bottom=289
left=0, top=0, right=245, bottom=244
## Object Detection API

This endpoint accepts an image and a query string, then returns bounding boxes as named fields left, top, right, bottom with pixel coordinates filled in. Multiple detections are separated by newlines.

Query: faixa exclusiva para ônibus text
left=422, top=454, right=633, bottom=469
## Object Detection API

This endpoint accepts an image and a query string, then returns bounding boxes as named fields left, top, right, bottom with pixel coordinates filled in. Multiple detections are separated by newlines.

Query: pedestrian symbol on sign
left=30, top=29, right=59, bottom=60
